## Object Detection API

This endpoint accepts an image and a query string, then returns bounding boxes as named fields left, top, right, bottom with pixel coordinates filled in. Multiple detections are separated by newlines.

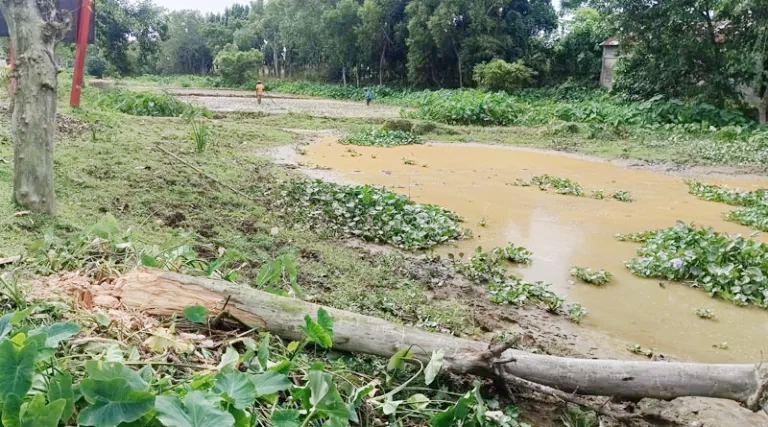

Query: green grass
left=340, top=128, right=424, bottom=147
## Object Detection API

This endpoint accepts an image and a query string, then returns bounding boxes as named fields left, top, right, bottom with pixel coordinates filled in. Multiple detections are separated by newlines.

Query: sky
left=154, top=0, right=243, bottom=15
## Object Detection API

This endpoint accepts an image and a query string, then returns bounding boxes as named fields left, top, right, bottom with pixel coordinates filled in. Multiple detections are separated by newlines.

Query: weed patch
left=278, top=179, right=466, bottom=250
left=97, top=90, right=211, bottom=118
left=622, top=222, right=768, bottom=308
left=340, top=129, right=423, bottom=147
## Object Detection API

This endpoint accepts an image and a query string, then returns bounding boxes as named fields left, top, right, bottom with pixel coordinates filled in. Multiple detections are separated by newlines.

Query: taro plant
left=570, top=267, right=613, bottom=285
left=279, top=179, right=465, bottom=250
left=622, top=221, right=768, bottom=308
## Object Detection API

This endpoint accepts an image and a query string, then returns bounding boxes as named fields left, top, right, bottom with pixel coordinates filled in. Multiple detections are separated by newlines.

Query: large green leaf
left=217, top=347, right=240, bottom=371
left=424, top=349, right=444, bottom=386
left=0, top=338, right=37, bottom=400
left=271, top=409, right=300, bottom=427
left=0, top=312, right=14, bottom=341
left=3, top=393, right=66, bottom=427
left=85, top=360, right=148, bottom=391
left=316, top=308, right=334, bottom=335
left=302, top=316, right=333, bottom=349
left=213, top=371, right=256, bottom=410
left=37, top=322, right=81, bottom=348
left=48, top=371, right=75, bottom=422
left=155, top=391, right=235, bottom=427
left=183, top=306, right=208, bottom=324
left=251, top=371, right=292, bottom=397
left=386, top=348, right=413, bottom=372
left=78, top=378, right=156, bottom=427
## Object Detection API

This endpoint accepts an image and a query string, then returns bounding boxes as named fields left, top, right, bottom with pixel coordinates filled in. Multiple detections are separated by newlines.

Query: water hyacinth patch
left=623, top=221, right=768, bottom=308
left=687, top=180, right=768, bottom=231
left=570, top=267, right=613, bottom=285
left=340, top=129, right=424, bottom=147
left=278, top=179, right=465, bottom=250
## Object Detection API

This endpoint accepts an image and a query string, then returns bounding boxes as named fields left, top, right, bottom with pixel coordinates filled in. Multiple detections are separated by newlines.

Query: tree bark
left=379, top=44, right=386, bottom=86
left=0, top=0, right=69, bottom=214
left=759, top=89, right=767, bottom=126
left=272, top=42, right=279, bottom=78
left=342, top=65, right=347, bottom=86
left=108, top=268, right=768, bottom=410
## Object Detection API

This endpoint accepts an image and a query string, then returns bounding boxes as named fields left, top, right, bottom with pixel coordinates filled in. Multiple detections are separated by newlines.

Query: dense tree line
left=84, top=0, right=767, bottom=122
left=89, top=0, right=611, bottom=86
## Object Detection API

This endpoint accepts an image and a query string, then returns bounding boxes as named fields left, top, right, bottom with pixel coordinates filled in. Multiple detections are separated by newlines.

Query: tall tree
left=323, top=0, right=361, bottom=85
left=609, top=0, right=736, bottom=107
left=158, top=11, right=212, bottom=74
left=0, top=0, right=70, bottom=214
left=357, top=0, right=408, bottom=84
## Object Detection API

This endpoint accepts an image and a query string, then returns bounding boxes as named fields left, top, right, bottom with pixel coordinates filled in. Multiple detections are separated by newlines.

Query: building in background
left=599, top=38, right=619, bottom=89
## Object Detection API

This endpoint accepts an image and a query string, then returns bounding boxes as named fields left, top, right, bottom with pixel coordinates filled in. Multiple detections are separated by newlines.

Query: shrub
left=473, top=59, right=535, bottom=92
left=382, top=119, right=414, bottom=132
left=213, top=44, right=265, bottom=86
left=86, top=56, right=107, bottom=79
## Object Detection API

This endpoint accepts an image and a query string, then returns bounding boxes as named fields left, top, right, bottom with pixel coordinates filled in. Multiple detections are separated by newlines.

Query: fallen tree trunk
left=110, top=268, right=767, bottom=410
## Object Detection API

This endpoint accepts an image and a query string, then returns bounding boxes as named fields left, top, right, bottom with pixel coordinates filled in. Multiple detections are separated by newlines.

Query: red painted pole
left=70, top=0, right=92, bottom=108
left=8, top=42, right=16, bottom=95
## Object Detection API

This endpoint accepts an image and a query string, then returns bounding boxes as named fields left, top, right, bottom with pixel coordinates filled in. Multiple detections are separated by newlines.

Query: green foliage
left=185, top=110, right=214, bottom=153
left=611, top=190, right=633, bottom=202
left=516, top=175, right=584, bottom=196
left=279, top=179, right=465, bottom=250
left=155, top=392, right=235, bottom=427
left=623, top=222, right=768, bottom=308
left=457, top=246, right=568, bottom=312
left=340, top=129, right=424, bottom=147
left=687, top=180, right=768, bottom=231
left=567, top=303, right=589, bottom=324
left=473, top=59, right=535, bottom=92
left=183, top=305, right=209, bottom=324
left=687, top=180, right=768, bottom=206
left=86, top=56, right=108, bottom=79
left=570, top=267, right=613, bottom=285
left=97, top=90, right=212, bottom=118
left=213, top=44, right=265, bottom=86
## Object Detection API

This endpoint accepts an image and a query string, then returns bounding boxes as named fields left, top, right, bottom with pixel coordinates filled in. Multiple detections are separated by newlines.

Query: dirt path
left=173, top=88, right=405, bottom=119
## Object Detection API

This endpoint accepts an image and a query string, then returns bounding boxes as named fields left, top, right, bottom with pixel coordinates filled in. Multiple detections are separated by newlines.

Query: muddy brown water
left=304, top=139, right=768, bottom=363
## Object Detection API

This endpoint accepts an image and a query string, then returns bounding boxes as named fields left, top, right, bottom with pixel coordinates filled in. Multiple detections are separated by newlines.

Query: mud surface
left=174, top=89, right=405, bottom=119
left=303, top=139, right=768, bottom=365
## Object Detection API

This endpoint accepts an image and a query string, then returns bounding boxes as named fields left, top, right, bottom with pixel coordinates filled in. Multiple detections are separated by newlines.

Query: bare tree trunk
left=107, top=268, right=768, bottom=410
left=0, top=0, right=69, bottom=214
left=379, top=44, right=386, bottom=86
left=759, top=89, right=767, bottom=126
left=272, top=42, right=279, bottom=78
left=342, top=65, right=347, bottom=86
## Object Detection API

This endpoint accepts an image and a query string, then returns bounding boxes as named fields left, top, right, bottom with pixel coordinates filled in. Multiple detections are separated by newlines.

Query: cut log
left=109, top=268, right=767, bottom=410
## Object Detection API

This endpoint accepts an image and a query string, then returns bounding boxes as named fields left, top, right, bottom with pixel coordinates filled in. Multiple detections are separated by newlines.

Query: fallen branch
left=153, top=145, right=252, bottom=199
left=106, top=268, right=768, bottom=411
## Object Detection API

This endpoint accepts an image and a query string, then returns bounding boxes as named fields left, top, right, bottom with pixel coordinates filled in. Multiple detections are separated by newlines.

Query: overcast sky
left=154, top=0, right=243, bottom=14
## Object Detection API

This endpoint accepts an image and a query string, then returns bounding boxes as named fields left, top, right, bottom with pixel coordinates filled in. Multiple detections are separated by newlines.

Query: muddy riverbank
left=299, top=138, right=768, bottom=365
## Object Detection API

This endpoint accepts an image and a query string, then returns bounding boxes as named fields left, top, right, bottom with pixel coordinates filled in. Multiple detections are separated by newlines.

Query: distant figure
left=365, top=89, right=373, bottom=106
left=256, top=80, right=265, bottom=104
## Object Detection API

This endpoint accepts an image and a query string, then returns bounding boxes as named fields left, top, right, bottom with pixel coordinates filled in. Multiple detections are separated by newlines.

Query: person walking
left=365, top=88, right=373, bottom=106
left=256, top=80, right=265, bottom=105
